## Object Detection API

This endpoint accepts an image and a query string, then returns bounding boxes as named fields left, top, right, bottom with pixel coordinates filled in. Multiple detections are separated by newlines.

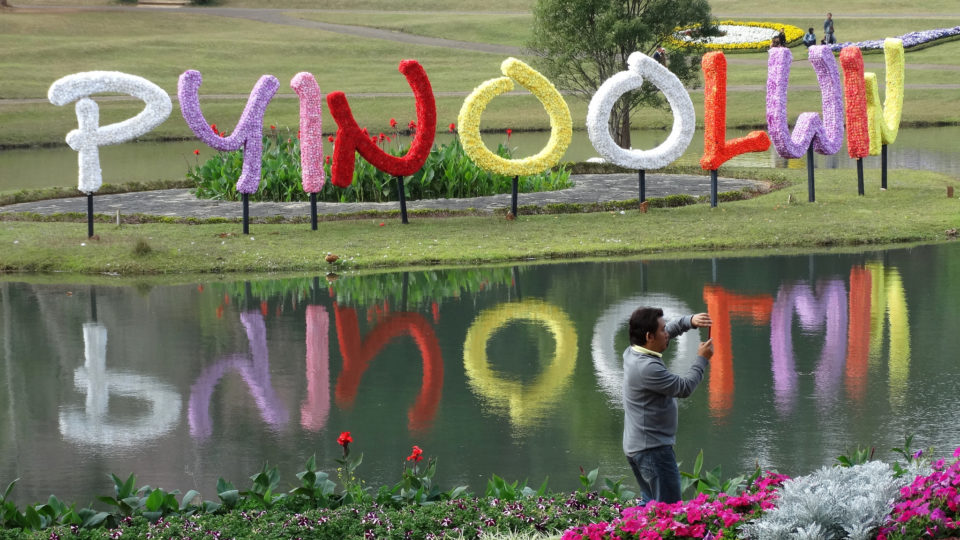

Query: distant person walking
left=803, top=27, right=817, bottom=48
left=823, top=13, right=836, bottom=44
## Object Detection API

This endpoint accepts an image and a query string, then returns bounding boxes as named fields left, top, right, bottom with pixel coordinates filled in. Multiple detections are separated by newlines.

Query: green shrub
left=187, top=130, right=572, bottom=203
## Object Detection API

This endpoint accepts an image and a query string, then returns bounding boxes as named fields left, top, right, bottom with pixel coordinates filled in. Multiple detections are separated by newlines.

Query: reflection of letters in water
left=333, top=304, right=443, bottom=433
left=702, top=286, right=773, bottom=416
left=300, top=305, right=330, bottom=431
left=590, top=293, right=699, bottom=407
left=866, top=263, right=911, bottom=406
left=770, top=280, right=848, bottom=414
left=188, top=311, right=289, bottom=440
left=59, top=323, right=181, bottom=447
left=463, top=300, right=576, bottom=430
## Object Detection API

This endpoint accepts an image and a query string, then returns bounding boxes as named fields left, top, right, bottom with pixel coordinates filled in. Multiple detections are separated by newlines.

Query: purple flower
left=826, top=25, right=960, bottom=52
left=178, top=70, right=279, bottom=194
left=766, top=46, right=844, bottom=159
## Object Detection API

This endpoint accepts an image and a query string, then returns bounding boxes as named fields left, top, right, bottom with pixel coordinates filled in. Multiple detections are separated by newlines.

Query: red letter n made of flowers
left=325, top=60, right=437, bottom=188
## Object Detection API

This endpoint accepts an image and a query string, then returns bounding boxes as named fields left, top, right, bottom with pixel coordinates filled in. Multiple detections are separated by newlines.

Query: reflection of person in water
left=622, top=307, right=713, bottom=503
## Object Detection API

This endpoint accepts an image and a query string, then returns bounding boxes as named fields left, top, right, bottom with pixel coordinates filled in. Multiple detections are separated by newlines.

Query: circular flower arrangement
left=668, top=21, right=804, bottom=52
left=458, top=58, right=572, bottom=177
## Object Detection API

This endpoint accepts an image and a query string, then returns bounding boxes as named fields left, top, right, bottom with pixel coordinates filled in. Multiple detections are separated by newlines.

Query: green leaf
left=180, top=490, right=200, bottom=510
left=693, top=449, right=704, bottom=476
left=23, top=506, right=42, bottom=530
left=81, top=510, right=109, bottom=529
left=144, top=489, right=164, bottom=512
left=1, top=479, right=17, bottom=502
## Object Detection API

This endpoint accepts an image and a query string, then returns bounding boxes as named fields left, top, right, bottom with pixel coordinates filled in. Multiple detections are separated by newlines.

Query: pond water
left=1, top=125, right=959, bottom=192
left=2, top=243, right=959, bottom=505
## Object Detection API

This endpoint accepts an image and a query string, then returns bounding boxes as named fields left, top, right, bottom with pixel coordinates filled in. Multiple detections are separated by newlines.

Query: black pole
left=710, top=169, right=718, bottom=207
left=401, top=272, right=409, bottom=312
left=87, top=194, right=94, bottom=238
left=711, top=258, right=718, bottom=283
left=806, top=145, right=816, bottom=203
left=242, top=193, right=249, bottom=235
left=857, top=158, right=864, bottom=196
left=881, top=144, right=888, bottom=190
left=90, top=286, right=97, bottom=323
left=511, top=175, right=519, bottom=217
left=310, top=192, right=318, bottom=231
left=638, top=169, right=646, bottom=203
left=397, top=176, right=408, bottom=224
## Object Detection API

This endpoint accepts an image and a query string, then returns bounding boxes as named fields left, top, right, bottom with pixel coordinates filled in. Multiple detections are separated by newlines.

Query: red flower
left=406, top=445, right=424, bottom=462
left=287, top=138, right=292, bottom=143
left=337, top=431, right=353, bottom=447
left=390, top=118, right=397, bottom=128
left=448, top=123, right=456, bottom=133
left=260, top=301, right=268, bottom=316
left=328, top=135, right=335, bottom=143
left=379, top=132, right=386, bottom=141
left=193, top=149, right=200, bottom=155
left=325, top=155, right=332, bottom=164
left=408, top=120, right=416, bottom=131
left=298, top=130, right=301, bottom=139
left=270, top=125, right=276, bottom=130
left=210, top=123, right=217, bottom=133
left=506, top=128, right=512, bottom=139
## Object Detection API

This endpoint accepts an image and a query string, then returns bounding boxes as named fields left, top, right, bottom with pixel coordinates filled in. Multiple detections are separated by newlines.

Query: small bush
left=187, top=129, right=571, bottom=203
left=132, top=238, right=152, bottom=256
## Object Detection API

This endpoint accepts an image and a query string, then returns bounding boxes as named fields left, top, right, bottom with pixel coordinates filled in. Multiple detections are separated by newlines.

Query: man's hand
left=691, top=313, right=712, bottom=328
left=698, top=338, right=714, bottom=360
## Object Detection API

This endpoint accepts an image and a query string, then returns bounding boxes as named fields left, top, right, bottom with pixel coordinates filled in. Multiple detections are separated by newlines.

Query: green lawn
left=1, top=168, right=957, bottom=276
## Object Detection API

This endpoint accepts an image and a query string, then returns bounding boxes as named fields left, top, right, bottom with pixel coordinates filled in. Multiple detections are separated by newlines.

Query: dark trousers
left=627, top=445, right=682, bottom=503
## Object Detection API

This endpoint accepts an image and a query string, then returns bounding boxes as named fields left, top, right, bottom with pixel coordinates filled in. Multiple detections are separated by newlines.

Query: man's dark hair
left=629, top=307, right=663, bottom=346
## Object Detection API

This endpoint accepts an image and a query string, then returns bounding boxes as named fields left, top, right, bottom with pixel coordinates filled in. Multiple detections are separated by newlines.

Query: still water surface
left=1, top=243, right=959, bottom=505
left=2, top=126, right=960, bottom=191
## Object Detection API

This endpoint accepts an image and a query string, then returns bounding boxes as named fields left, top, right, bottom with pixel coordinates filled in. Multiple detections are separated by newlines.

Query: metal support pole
left=310, top=192, right=318, bottom=230
left=710, top=169, right=718, bottom=207
left=511, top=175, right=519, bottom=217
left=806, top=145, right=816, bottom=202
left=242, top=193, right=250, bottom=235
left=857, top=158, right=864, bottom=196
left=397, top=176, right=409, bottom=224
left=638, top=169, right=646, bottom=203
left=87, top=194, right=94, bottom=238
left=881, top=144, right=888, bottom=189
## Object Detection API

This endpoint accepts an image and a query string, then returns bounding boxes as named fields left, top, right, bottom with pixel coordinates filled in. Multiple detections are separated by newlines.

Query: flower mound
left=458, top=57, right=572, bottom=177
left=669, top=21, right=804, bottom=52
left=587, top=51, right=695, bottom=170
left=561, top=471, right=788, bottom=539
left=879, top=447, right=960, bottom=540
left=826, top=25, right=960, bottom=53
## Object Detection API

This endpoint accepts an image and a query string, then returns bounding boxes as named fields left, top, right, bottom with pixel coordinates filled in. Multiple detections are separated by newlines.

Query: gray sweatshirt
left=622, top=315, right=708, bottom=456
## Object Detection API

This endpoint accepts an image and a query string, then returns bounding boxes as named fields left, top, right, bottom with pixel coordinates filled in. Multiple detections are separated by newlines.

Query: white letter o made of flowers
left=458, top=58, right=572, bottom=177
left=587, top=52, right=695, bottom=170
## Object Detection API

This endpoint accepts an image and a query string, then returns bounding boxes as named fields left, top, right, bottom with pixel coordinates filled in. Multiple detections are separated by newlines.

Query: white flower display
left=48, top=71, right=172, bottom=194
left=587, top=52, right=695, bottom=170
left=675, top=24, right=778, bottom=46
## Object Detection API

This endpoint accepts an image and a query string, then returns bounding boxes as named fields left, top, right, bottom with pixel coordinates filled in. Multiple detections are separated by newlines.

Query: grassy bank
left=0, top=167, right=957, bottom=277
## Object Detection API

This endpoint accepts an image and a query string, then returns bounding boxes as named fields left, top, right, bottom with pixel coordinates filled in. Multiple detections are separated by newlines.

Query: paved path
left=0, top=173, right=762, bottom=219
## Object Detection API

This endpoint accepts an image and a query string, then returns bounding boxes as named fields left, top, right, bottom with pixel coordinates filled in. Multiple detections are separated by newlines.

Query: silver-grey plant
left=741, top=460, right=924, bottom=540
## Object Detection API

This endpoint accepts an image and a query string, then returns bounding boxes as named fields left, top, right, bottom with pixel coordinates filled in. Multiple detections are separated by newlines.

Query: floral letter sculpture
left=459, top=58, right=572, bottom=176
left=290, top=72, right=325, bottom=193
left=700, top=51, right=770, bottom=170
left=48, top=71, right=172, bottom=194
left=178, top=70, right=279, bottom=194
left=766, top=46, right=844, bottom=159
left=840, top=47, right=870, bottom=159
left=865, top=38, right=905, bottom=155
left=326, top=60, right=436, bottom=188
left=587, top=52, right=695, bottom=170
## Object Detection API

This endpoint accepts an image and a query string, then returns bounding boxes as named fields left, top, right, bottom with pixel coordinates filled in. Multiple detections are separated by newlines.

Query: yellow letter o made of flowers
left=457, top=58, right=572, bottom=176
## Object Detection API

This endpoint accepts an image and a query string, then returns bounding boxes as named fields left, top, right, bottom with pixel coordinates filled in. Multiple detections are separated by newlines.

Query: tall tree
left=527, top=0, right=713, bottom=148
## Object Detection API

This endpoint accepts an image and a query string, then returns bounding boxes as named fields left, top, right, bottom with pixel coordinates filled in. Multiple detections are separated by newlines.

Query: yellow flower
left=668, top=20, right=805, bottom=52
left=457, top=58, right=572, bottom=176
left=865, top=38, right=904, bottom=155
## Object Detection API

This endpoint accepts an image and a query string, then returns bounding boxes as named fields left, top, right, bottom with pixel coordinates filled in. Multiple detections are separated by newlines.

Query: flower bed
left=668, top=21, right=804, bottom=52
left=826, top=25, right=960, bottom=53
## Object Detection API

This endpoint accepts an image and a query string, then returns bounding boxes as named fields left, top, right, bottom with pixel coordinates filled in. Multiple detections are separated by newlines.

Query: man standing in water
left=623, top=307, right=713, bottom=503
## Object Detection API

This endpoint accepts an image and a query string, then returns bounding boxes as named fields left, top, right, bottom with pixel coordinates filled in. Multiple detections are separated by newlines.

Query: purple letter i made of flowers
left=178, top=70, right=279, bottom=194
left=765, top=46, right=844, bottom=159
